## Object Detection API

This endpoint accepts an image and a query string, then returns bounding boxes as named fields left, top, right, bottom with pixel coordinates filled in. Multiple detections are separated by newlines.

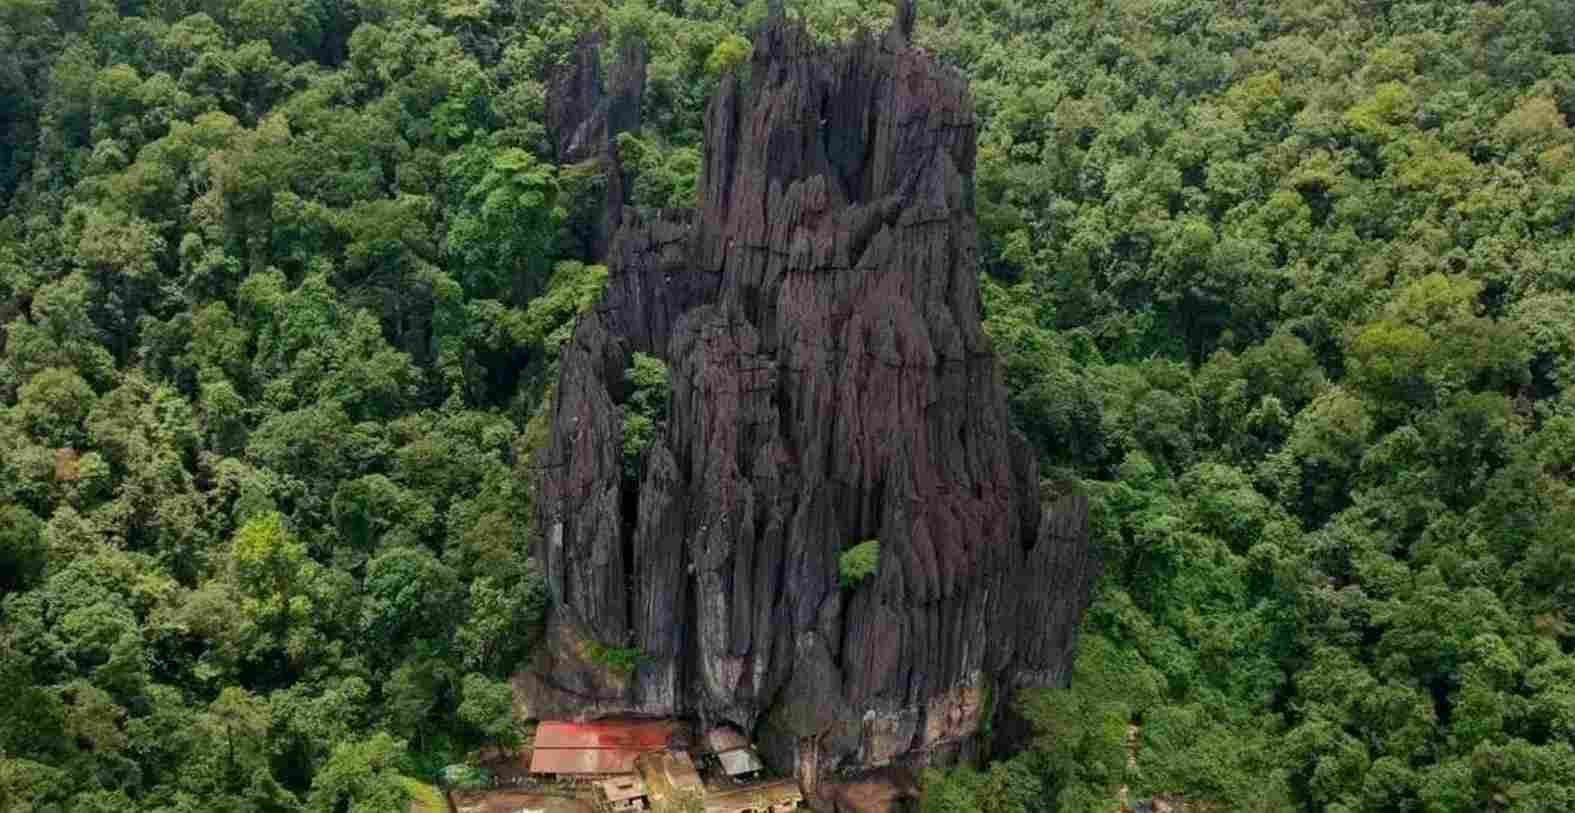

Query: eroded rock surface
left=525, top=2, right=1098, bottom=786
left=546, top=34, right=647, bottom=260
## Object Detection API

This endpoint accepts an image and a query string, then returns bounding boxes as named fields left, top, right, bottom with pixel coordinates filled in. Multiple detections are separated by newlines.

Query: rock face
left=524, top=2, right=1098, bottom=786
left=546, top=34, right=647, bottom=260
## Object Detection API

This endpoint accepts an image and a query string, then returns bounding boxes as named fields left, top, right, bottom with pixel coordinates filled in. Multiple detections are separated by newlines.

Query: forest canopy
left=3, top=0, right=1575, bottom=811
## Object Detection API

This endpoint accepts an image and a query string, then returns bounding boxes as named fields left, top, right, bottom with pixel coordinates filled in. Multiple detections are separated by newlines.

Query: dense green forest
left=3, top=0, right=1575, bottom=810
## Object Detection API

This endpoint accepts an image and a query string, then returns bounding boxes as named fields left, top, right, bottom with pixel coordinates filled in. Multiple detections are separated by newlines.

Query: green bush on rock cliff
left=583, top=641, right=649, bottom=676
left=840, top=540, right=881, bottom=589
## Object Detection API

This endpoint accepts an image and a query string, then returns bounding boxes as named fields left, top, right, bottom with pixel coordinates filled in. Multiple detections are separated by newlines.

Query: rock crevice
left=524, top=5, right=1098, bottom=783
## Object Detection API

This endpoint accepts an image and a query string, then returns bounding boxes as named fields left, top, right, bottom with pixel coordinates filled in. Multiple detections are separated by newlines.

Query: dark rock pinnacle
left=522, top=8, right=1099, bottom=799
left=545, top=34, right=647, bottom=261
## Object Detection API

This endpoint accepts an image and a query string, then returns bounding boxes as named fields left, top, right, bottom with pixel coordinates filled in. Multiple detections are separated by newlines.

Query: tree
left=1262, top=388, right=1374, bottom=525
left=70, top=206, right=166, bottom=360
left=444, top=146, right=561, bottom=301
left=360, top=546, right=462, bottom=653
left=269, top=677, right=372, bottom=792
left=0, top=756, right=70, bottom=813
left=704, top=34, right=751, bottom=77
left=14, top=367, right=97, bottom=448
left=383, top=658, right=453, bottom=749
left=306, top=733, right=411, bottom=813
left=201, top=687, right=271, bottom=791
left=2, top=273, right=117, bottom=390
left=0, top=505, right=46, bottom=594
left=454, top=566, right=546, bottom=675
left=225, top=511, right=350, bottom=671
left=621, top=352, right=669, bottom=478
left=231, top=512, right=307, bottom=608
left=457, top=673, right=518, bottom=748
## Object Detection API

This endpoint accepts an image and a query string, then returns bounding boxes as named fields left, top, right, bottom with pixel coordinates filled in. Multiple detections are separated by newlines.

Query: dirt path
left=451, top=790, right=595, bottom=813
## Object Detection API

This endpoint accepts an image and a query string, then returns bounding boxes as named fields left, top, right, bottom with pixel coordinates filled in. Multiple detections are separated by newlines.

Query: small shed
left=715, top=749, right=765, bottom=778
left=528, top=721, right=679, bottom=777
left=595, top=776, right=649, bottom=811
left=702, top=727, right=765, bottom=779
left=704, top=729, right=750, bottom=754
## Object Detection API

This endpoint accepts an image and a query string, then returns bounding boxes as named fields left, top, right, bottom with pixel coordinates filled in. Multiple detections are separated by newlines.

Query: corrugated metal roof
left=704, top=728, right=750, bottom=754
left=715, top=748, right=765, bottom=776
left=528, top=721, right=679, bottom=775
left=533, top=721, right=678, bottom=752
left=529, top=747, right=643, bottom=775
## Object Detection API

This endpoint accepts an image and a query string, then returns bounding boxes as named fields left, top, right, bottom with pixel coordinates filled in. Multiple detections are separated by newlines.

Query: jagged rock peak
left=545, top=34, right=648, bottom=261
left=524, top=8, right=1098, bottom=797
left=545, top=33, right=647, bottom=164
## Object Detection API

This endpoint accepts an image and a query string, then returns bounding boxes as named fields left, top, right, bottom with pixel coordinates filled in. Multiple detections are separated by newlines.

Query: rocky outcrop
left=524, top=0, right=1098, bottom=788
left=823, top=768, right=921, bottom=813
left=545, top=34, right=647, bottom=260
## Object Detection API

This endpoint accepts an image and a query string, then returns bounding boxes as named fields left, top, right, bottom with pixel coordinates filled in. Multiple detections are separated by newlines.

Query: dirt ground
left=451, top=790, right=595, bottom=813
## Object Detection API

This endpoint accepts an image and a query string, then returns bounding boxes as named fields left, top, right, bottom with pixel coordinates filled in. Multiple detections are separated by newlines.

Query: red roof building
left=528, top=721, right=679, bottom=776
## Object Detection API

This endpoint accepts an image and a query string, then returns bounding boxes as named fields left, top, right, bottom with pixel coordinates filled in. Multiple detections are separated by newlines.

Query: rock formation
left=545, top=33, right=647, bottom=260
left=523, top=0, right=1099, bottom=790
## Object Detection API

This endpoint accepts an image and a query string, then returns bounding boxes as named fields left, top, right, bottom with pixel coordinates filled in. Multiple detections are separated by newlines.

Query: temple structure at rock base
left=521, top=0, right=1100, bottom=804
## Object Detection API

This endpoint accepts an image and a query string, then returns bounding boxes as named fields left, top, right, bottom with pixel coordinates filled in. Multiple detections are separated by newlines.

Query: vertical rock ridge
left=546, top=34, right=648, bottom=261
left=524, top=9, right=1099, bottom=791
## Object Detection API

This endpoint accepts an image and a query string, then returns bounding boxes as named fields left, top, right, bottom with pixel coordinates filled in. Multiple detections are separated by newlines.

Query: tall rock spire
left=543, top=34, right=648, bottom=262
left=524, top=6, right=1099, bottom=798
